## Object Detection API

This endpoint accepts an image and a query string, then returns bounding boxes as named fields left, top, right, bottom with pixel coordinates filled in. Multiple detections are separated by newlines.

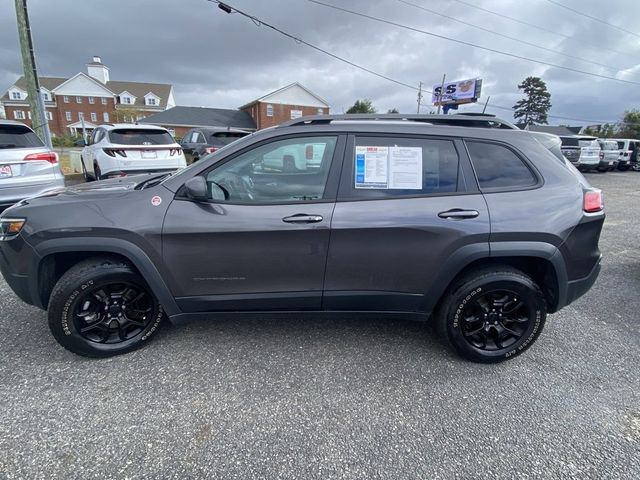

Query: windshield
left=0, top=124, right=43, bottom=148
left=109, top=129, right=175, bottom=145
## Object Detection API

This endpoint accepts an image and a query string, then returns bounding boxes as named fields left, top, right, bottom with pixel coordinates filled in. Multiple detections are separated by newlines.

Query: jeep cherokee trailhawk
left=0, top=114, right=604, bottom=362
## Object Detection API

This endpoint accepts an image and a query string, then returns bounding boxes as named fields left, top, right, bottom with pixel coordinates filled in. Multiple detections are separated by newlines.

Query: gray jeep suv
left=0, top=114, right=604, bottom=362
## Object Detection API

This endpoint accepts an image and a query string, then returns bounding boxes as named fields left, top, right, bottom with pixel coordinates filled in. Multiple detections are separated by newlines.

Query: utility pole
left=15, top=0, right=51, bottom=148
left=436, top=73, right=446, bottom=115
left=416, top=82, right=423, bottom=114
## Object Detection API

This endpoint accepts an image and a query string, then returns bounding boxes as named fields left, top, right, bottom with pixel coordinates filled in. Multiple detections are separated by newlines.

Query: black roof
left=139, top=106, right=256, bottom=130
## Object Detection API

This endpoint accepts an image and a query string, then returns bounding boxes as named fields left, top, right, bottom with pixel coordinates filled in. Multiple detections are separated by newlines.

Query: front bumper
left=0, top=242, right=36, bottom=306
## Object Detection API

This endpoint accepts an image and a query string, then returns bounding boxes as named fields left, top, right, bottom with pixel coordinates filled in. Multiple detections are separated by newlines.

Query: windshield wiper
left=136, top=172, right=173, bottom=190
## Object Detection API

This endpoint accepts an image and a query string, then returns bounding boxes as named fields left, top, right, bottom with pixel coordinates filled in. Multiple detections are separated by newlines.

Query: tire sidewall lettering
left=453, top=287, right=481, bottom=328
left=61, top=280, right=94, bottom=336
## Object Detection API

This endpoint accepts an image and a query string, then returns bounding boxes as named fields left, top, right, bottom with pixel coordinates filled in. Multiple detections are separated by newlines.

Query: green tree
left=387, top=108, right=399, bottom=114
left=346, top=99, right=376, bottom=114
left=512, top=76, right=552, bottom=126
left=618, top=109, right=640, bottom=139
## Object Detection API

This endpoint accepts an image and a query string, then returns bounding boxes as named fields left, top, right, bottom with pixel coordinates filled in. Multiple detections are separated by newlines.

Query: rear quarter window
left=109, top=129, right=174, bottom=145
left=0, top=124, right=43, bottom=148
left=466, top=141, right=537, bottom=190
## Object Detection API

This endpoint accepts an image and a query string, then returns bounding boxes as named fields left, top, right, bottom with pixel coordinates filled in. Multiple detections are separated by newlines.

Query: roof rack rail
left=278, top=113, right=517, bottom=129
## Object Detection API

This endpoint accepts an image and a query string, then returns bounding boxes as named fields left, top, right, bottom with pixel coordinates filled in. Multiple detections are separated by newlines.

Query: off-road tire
left=436, top=266, right=547, bottom=363
left=48, top=258, right=165, bottom=358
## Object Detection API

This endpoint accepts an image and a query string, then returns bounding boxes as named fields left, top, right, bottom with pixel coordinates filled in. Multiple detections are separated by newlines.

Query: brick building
left=0, top=56, right=175, bottom=137
left=239, top=83, right=330, bottom=129
left=140, top=82, right=330, bottom=135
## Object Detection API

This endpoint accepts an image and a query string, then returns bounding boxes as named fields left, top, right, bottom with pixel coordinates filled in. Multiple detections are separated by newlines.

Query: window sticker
left=389, top=147, right=422, bottom=189
left=355, top=146, right=423, bottom=189
left=355, top=146, right=388, bottom=189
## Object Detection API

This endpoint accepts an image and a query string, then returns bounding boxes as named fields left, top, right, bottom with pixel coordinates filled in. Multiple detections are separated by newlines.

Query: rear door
left=0, top=123, right=57, bottom=189
left=323, top=134, right=490, bottom=313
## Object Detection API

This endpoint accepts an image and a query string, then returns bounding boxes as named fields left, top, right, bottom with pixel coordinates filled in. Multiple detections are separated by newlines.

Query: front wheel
left=48, top=258, right=165, bottom=357
left=436, top=267, right=547, bottom=363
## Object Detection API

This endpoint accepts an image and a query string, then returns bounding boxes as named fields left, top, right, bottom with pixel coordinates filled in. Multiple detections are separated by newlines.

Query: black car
left=180, top=127, right=250, bottom=162
left=0, top=114, right=604, bottom=363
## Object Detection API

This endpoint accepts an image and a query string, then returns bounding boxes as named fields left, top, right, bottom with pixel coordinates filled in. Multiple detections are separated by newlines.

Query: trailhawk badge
left=151, top=195, right=162, bottom=206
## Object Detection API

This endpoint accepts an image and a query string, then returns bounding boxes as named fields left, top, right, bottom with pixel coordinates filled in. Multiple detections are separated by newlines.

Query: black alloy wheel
left=73, top=282, right=156, bottom=344
left=459, top=290, right=531, bottom=352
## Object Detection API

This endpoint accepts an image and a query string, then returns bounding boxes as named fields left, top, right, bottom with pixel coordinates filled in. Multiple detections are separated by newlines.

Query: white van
left=559, top=136, right=601, bottom=172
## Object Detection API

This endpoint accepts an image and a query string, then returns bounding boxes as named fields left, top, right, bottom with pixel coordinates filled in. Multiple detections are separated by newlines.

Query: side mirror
left=184, top=176, right=209, bottom=202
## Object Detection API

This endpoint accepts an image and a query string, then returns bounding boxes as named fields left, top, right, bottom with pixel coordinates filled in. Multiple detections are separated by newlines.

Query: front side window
left=344, top=136, right=459, bottom=199
left=466, top=141, right=536, bottom=190
left=204, top=136, right=337, bottom=204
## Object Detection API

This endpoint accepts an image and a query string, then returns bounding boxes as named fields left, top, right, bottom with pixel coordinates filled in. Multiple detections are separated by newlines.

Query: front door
left=323, top=134, right=490, bottom=312
left=162, top=134, right=345, bottom=313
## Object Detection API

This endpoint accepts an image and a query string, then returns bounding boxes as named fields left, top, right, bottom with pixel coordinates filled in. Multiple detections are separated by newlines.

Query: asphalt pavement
left=0, top=172, right=638, bottom=479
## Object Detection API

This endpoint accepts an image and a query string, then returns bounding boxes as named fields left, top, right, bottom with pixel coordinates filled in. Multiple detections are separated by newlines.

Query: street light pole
left=15, top=0, right=52, bottom=148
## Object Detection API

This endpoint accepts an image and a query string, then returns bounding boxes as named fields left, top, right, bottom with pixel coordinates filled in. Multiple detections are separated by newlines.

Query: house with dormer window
left=0, top=56, right=175, bottom=136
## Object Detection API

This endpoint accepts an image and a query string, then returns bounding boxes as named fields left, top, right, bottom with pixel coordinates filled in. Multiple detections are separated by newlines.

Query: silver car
left=0, top=120, right=64, bottom=207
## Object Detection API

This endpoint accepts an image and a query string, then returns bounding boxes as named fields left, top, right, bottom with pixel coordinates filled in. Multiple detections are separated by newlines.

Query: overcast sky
left=1, top=0, right=638, bottom=125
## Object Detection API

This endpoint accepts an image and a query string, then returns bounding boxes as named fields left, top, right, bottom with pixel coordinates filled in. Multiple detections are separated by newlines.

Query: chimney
left=87, top=56, right=110, bottom=84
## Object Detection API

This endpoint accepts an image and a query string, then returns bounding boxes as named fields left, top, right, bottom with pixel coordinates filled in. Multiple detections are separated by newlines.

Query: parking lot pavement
left=0, top=173, right=638, bottom=479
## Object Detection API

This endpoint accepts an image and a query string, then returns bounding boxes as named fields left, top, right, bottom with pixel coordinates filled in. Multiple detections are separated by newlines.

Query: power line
left=543, top=0, right=640, bottom=39
left=208, top=1, right=640, bottom=127
left=395, top=0, right=624, bottom=72
left=449, top=0, right=630, bottom=57
left=206, top=1, right=418, bottom=92
left=307, top=0, right=640, bottom=86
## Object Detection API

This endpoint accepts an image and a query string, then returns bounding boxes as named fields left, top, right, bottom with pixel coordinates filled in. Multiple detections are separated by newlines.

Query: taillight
left=103, top=148, right=127, bottom=157
left=170, top=148, right=182, bottom=156
left=23, top=152, right=58, bottom=164
left=599, top=151, right=604, bottom=160
left=205, top=147, right=218, bottom=154
left=584, top=189, right=603, bottom=213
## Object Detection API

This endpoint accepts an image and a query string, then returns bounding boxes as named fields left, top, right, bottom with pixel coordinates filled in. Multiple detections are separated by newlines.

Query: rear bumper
left=0, top=177, right=65, bottom=207
left=565, top=257, right=601, bottom=306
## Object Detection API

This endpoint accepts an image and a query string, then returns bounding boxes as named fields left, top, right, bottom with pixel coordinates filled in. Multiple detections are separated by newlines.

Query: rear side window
left=0, top=124, right=43, bottom=148
left=109, top=129, right=174, bottom=145
left=344, top=136, right=460, bottom=199
left=466, top=141, right=536, bottom=190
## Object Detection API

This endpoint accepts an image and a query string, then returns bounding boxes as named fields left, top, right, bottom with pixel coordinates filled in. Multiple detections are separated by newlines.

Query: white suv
left=81, top=124, right=186, bottom=180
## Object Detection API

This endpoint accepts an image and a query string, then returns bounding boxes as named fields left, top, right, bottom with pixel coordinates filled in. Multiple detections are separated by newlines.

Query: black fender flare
left=29, top=237, right=181, bottom=316
left=423, top=241, right=567, bottom=314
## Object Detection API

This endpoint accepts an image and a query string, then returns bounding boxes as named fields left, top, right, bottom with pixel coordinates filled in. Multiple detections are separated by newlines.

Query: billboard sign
left=432, top=78, right=482, bottom=106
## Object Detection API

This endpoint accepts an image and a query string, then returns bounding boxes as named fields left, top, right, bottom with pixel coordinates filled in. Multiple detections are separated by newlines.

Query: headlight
left=0, top=218, right=26, bottom=240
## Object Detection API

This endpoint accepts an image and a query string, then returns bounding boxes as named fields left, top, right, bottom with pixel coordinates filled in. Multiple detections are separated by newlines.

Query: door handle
left=438, top=208, right=480, bottom=220
left=282, top=214, right=324, bottom=224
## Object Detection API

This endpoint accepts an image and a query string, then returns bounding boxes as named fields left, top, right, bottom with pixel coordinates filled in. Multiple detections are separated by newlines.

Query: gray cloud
left=1, top=0, right=638, bottom=124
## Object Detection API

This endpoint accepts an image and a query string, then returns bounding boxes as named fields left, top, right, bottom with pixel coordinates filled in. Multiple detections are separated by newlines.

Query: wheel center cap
left=109, top=305, right=121, bottom=316
left=487, top=312, right=499, bottom=323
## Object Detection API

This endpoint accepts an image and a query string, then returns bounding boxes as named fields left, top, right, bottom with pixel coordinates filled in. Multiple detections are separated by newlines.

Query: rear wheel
left=436, top=267, right=547, bottom=363
left=618, top=163, right=631, bottom=171
left=48, top=258, right=165, bottom=357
